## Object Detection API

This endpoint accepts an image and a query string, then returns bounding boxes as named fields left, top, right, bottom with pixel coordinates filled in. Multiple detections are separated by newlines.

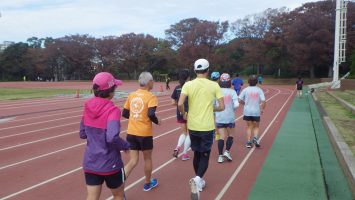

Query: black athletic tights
left=193, top=150, right=211, bottom=178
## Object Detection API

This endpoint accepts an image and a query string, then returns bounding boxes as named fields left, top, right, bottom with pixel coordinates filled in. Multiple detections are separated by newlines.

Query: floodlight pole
left=332, top=0, right=348, bottom=88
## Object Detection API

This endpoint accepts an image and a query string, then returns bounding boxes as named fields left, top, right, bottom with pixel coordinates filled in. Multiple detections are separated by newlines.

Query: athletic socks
left=183, top=135, right=191, bottom=154
left=177, top=134, right=186, bottom=148
left=226, top=137, right=234, bottom=151
left=218, top=139, right=224, bottom=155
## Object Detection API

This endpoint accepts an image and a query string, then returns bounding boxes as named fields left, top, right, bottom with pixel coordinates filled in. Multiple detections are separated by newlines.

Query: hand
left=260, top=109, right=264, bottom=115
left=183, top=112, right=188, bottom=120
left=157, top=118, right=162, bottom=126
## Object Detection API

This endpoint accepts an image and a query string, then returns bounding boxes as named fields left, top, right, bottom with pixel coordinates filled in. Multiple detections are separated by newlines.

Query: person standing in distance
left=232, top=73, right=243, bottom=95
left=122, top=72, right=161, bottom=192
left=178, top=58, right=225, bottom=200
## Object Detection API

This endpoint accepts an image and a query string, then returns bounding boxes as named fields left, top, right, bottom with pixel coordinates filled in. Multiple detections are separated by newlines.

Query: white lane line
left=0, top=97, right=84, bottom=108
left=0, top=88, right=284, bottom=200
left=105, top=88, right=282, bottom=199
left=0, top=114, right=176, bottom=151
left=0, top=101, right=173, bottom=131
left=0, top=143, right=85, bottom=170
left=215, top=90, right=294, bottom=200
left=0, top=97, right=73, bottom=106
left=2, top=97, right=171, bottom=124
left=0, top=95, right=170, bottom=110
left=0, top=117, right=16, bottom=124
left=0, top=167, right=83, bottom=200
left=0, top=127, right=182, bottom=199
left=0, top=107, right=175, bottom=140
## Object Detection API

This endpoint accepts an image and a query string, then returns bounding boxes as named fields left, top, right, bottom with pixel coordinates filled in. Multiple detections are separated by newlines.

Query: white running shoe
left=189, top=178, right=200, bottom=200
left=223, top=150, right=232, bottom=161
left=218, top=155, right=224, bottom=163
left=199, top=178, right=206, bottom=191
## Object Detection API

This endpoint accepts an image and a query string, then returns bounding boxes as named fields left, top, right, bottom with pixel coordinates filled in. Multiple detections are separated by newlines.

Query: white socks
left=183, top=135, right=191, bottom=154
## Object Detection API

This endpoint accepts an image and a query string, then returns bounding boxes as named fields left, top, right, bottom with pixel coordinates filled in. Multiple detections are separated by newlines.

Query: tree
left=165, top=18, right=228, bottom=67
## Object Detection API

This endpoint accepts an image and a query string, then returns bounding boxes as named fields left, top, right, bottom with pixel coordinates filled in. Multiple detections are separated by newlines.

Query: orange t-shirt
left=124, top=89, right=158, bottom=137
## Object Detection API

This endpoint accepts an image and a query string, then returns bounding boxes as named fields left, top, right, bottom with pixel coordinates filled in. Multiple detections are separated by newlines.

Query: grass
left=332, top=90, right=355, bottom=106
left=0, top=88, right=91, bottom=100
left=316, top=91, right=355, bottom=155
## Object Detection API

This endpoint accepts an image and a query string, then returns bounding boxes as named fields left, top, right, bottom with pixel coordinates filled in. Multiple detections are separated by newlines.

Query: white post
left=333, top=0, right=341, bottom=84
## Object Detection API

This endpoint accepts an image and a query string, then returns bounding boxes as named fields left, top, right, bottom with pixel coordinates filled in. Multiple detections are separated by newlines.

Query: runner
left=122, top=72, right=161, bottom=191
left=214, top=73, right=239, bottom=163
left=210, top=71, right=221, bottom=141
left=257, top=75, right=263, bottom=85
left=178, top=58, right=225, bottom=200
left=239, top=75, right=266, bottom=148
left=172, top=69, right=191, bottom=161
left=232, top=73, right=243, bottom=95
left=166, top=76, right=171, bottom=90
left=296, top=76, right=303, bottom=98
left=80, top=72, right=129, bottom=200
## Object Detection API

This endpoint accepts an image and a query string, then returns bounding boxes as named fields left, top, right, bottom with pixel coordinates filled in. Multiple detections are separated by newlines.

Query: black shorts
left=127, top=134, right=153, bottom=151
left=297, top=87, right=303, bottom=91
left=243, top=116, right=260, bottom=122
left=189, top=130, right=214, bottom=152
left=216, top=123, right=235, bottom=129
left=85, top=169, right=125, bottom=189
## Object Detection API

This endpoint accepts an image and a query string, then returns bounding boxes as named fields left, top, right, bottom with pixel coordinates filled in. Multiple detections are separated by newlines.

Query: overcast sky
left=0, top=0, right=313, bottom=42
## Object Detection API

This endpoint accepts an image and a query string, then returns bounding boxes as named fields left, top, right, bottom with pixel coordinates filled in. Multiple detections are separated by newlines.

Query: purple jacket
left=80, top=97, right=130, bottom=175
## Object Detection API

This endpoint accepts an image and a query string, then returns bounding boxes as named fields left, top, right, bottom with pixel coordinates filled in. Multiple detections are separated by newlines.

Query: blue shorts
left=189, top=130, right=214, bottom=152
left=216, top=123, right=235, bottom=129
left=235, top=89, right=241, bottom=95
left=243, top=116, right=260, bottom=122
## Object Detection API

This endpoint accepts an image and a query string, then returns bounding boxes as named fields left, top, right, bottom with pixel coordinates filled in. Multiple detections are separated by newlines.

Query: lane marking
left=0, top=115, right=176, bottom=151
left=0, top=87, right=284, bottom=200
left=0, top=107, right=175, bottom=140
left=215, top=90, right=294, bottom=200
left=0, top=127, right=182, bottom=199
left=0, top=100, right=172, bottom=131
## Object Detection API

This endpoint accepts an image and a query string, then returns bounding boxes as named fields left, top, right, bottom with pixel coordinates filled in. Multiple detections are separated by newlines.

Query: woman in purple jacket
left=80, top=72, right=130, bottom=200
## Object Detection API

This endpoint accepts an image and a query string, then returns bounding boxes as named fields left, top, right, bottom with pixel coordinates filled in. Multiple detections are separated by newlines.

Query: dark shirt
left=171, top=85, right=188, bottom=120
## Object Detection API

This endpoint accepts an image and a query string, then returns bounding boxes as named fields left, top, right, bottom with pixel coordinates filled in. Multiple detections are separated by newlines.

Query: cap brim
left=114, top=79, right=123, bottom=86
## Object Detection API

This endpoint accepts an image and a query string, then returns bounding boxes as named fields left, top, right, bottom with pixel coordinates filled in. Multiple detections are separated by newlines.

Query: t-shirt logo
left=130, top=97, right=144, bottom=118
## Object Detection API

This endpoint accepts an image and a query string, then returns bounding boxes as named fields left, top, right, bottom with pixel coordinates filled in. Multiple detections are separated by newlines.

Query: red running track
left=0, top=85, right=294, bottom=200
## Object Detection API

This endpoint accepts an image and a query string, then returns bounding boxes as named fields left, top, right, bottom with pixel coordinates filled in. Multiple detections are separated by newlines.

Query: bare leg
left=124, top=150, right=139, bottom=178
left=143, top=150, right=153, bottom=184
left=110, top=184, right=125, bottom=200
left=246, top=121, right=254, bottom=141
left=253, top=122, right=260, bottom=138
left=86, top=185, right=102, bottom=200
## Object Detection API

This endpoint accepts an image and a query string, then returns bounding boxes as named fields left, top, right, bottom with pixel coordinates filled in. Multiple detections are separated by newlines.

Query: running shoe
left=173, top=146, right=181, bottom=158
left=199, top=178, right=206, bottom=191
left=143, top=178, right=158, bottom=191
left=246, top=141, right=253, bottom=148
left=253, top=137, right=261, bottom=148
left=218, top=155, right=224, bottom=163
left=223, top=150, right=232, bottom=161
left=189, top=178, right=200, bottom=200
left=182, top=153, right=190, bottom=161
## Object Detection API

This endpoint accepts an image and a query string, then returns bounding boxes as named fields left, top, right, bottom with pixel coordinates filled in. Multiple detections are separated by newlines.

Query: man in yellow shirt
left=122, top=72, right=161, bottom=192
left=178, top=58, right=225, bottom=199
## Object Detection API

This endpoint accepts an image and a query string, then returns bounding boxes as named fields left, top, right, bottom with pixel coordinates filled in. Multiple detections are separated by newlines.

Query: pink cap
left=220, top=73, right=231, bottom=82
left=93, top=72, right=122, bottom=91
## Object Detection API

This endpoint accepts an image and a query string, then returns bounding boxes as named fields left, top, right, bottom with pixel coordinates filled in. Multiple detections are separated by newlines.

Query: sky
left=0, top=0, right=313, bottom=43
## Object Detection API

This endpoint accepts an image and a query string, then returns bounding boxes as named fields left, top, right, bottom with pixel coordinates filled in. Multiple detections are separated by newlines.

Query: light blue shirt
left=239, top=86, right=265, bottom=117
left=215, top=88, right=239, bottom=124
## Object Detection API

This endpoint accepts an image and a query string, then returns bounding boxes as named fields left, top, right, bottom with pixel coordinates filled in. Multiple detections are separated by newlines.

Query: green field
left=0, top=88, right=90, bottom=100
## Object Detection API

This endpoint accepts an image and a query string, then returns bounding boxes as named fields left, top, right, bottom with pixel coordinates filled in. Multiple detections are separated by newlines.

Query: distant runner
left=239, top=75, right=266, bottom=148
left=296, top=76, right=303, bottom=98
left=232, top=73, right=243, bottom=95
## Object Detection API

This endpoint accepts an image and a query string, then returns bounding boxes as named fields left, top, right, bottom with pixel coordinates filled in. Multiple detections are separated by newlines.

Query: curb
left=327, top=91, right=355, bottom=114
left=312, top=94, right=355, bottom=197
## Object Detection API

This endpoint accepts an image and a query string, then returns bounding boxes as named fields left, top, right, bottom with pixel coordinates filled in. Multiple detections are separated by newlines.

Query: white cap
left=194, top=58, right=209, bottom=71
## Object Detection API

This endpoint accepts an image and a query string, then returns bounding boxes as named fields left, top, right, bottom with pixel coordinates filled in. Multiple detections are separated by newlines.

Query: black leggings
left=193, top=150, right=211, bottom=178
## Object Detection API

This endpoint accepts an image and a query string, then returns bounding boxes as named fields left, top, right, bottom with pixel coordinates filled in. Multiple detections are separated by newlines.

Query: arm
left=122, top=108, right=130, bottom=119
left=178, top=93, right=187, bottom=115
left=79, top=119, right=87, bottom=139
left=232, top=91, right=239, bottom=109
left=148, top=107, right=159, bottom=125
left=259, top=89, right=266, bottom=114
left=213, top=85, right=225, bottom=112
left=122, top=98, right=130, bottom=119
left=238, top=89, right=245, bottom=105
left=106, top=110, right=130, bottom=151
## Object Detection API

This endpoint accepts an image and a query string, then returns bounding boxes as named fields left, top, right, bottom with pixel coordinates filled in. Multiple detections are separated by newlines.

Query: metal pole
left=333, top=0, right=341, bottom=84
